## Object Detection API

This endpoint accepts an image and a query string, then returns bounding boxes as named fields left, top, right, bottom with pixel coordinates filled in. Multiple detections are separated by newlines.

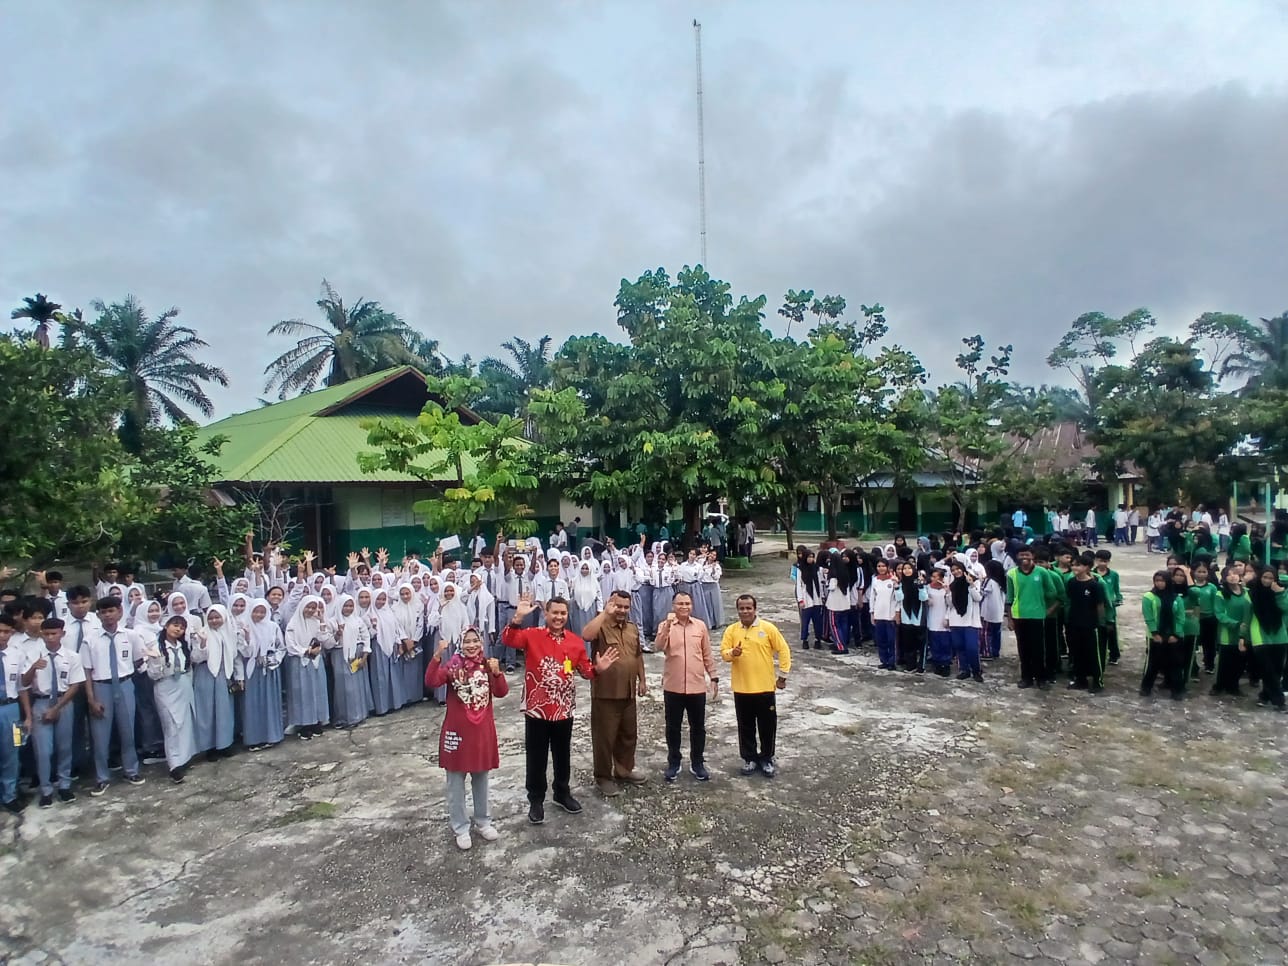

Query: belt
left=93, top=678, right=129, bottom=685
left=31, top=693, right=52, bottom=701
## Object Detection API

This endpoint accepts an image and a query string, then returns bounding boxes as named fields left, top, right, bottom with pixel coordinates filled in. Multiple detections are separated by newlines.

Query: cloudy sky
left=4, top=1, right=1287, bottom=419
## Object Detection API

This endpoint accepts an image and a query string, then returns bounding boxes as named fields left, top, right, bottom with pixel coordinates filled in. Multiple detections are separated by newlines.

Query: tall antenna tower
left=693, top=19, right=707, bottom=267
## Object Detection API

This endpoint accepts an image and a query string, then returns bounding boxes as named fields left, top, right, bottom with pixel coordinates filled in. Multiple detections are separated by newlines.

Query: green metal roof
left=194, top=367, right=477, bottom=484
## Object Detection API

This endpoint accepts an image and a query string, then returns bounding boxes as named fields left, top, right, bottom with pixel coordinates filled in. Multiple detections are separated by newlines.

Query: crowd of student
left=0, top=531, right=728, bottom=820
left=791, top=517, right=1288, bottom=709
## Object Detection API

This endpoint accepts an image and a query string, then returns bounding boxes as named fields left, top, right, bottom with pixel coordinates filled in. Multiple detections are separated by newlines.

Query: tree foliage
left=68, top=296, right=229, bottom=453
left=358, top=375, right=539, bottom=539
left=10, top=292, right=62, bottom=349
left=264, top=279, right=432, bottom=399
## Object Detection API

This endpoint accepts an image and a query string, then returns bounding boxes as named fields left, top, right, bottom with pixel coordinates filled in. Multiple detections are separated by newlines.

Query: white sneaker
left=455, top=832, right=472, bottom=850
left=476, top=823, right=499, bottom=842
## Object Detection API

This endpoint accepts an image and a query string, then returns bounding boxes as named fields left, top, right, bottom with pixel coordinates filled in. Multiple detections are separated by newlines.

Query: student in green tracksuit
left=1034, top=546, right=1066, bottom=683
left=1226, top=524, right=1252, bottom=568
left=1212, top=567, right=1251, bottom=697
left=1187, top=561, right=1220, bottom=675
left=1093, top=550, right=1123, bottom=666
left=1005, top=547, right=1058, bottom=689
left=1246, top=565, right=1288, bottom=711
left=1141, top=570, right=1188, bottom=699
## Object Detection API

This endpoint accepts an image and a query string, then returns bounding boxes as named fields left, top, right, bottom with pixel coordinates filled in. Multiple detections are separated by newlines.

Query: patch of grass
left=847, top=944, right=901, bottom=965
left=678, top=814, right=705, bottom=836
left=1246, top=754, right=1277, bottom=774
left=272, top=801, right=337, bottom=827
left=1114, top=847, right=1139, bottom=864
left=1125, top=870, right=1190, bottom=899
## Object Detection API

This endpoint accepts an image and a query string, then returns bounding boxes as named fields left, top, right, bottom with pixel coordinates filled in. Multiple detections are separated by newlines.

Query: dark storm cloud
left=2, top=1, right=1286, bottom=415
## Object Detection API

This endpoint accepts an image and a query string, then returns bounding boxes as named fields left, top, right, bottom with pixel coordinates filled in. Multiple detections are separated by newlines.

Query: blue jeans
left=951, top=626, right=982, bottom=675
left=1113, top=527, right=1128, bottom=545
left=32, top=697, right=74, bottom=795
left=89, top=678, right=139, bottom=783
left=874, top=621, right=897, bottom=665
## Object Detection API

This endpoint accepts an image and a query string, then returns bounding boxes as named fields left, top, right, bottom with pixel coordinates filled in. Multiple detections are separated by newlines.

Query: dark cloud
left=2, top=2, right=1286, bottom=414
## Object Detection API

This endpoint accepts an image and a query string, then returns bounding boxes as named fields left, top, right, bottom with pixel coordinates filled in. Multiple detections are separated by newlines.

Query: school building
left=772, top=422, right=1142, bottom=536
left=193, top=367, right=595, bottom=561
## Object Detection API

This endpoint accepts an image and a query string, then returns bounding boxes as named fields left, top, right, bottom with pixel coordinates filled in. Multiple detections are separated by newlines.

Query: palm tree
left=10, top=293, right=61, bottom=348
left=477, top=335, right=554, bottom=434
left=74, top=296, right=229, bottom=451
left=263, top=279, right=421, bottom=398
left=1222, top=311, right=1288, bottom=392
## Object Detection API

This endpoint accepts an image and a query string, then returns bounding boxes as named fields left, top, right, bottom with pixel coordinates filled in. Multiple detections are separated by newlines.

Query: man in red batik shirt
left=502, top=593, right=620, bottom=826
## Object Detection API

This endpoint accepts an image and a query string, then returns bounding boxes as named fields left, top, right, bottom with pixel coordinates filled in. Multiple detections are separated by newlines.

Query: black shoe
left=90, top=781, right=109, bottom=797
left=956, top=671, right=971, bottom=680
left=800, top=643, right=810, bottom=651
left=1140, top=688, right=1153, bottom=697
left=1068, top=681, right=1088, bottom=690
left=664, top=763, right=681, bottom=783
left=58, top=788, right=76, bottom=804
left=554, top=794, right=583, bottom=814
left=170, top=768, right=186, bottom=784
left=206, top=750, right=220, bottom=763
left=972, top=672, right=984, bottom=683
left=1038, top=681, right=1052, bottom=691
left=1108, top=658, right=1120, bottom=665
left=528, top=802, right=545, bottom=825
left=691, top=763, right=710, bottom=782
left=217, top=747, right=235, bottom=758
left=1018, top=679, right=1034, bottom=689
left=125, top=773, right=145, bottom=786
left=914, top=666, right=925, bottom=674
left=1089, top=685, right=1103, bottom=694
left=505, top=664, right=516, bottom=673
left=830, top=645, right=848, bottom=655
left=3, top=798, right=25, bottom=814
left=39, top=794, right=53, bottom=809
left=1171, top=691, right=1184, bottom=701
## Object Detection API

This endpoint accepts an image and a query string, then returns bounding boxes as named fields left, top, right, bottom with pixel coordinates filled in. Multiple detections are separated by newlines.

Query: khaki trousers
left=591, top=696, right=637, bottom=780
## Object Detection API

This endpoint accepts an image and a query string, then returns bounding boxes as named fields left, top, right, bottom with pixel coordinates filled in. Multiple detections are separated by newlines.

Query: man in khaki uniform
left=582, top=590, right=647, bottom=797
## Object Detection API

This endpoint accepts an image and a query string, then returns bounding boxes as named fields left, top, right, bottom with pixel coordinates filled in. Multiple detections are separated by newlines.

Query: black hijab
left=950, top=567, right=971, bottom=616
left=1248, top=567, right=1284, bottom=635
left=899, top=567, right=922, bottom=619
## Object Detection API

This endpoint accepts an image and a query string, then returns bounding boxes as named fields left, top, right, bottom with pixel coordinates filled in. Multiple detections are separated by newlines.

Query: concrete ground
left=3, top=540, right=1286, bottom=966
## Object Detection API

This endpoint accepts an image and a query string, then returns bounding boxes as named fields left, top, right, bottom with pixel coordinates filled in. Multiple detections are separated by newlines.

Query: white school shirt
left=176, top=576, right=212, bottom=613
left=825, top=578, right=851, bottom=612
left=1146, top=513, right=1162, bottom=537
left=979, top=579, right=1005, bottom=624
left=795, top=574, right=822, bottom=608
left=1113, top=509, right=1129, bottom=527
left=62, top=613, right=103, bottom=656
left=1218, top=514, right=1231, bottom=536
left=869, top=577, right=899, bottom=621
left=79, top=625, right=143, bottom=683
left=23, top=647, right=86, bottom=698
left=0, top=646, right=26, bottom=700
left=945, top=583, right=984, bottom=628
left=924, top=585, right=950, bottom=630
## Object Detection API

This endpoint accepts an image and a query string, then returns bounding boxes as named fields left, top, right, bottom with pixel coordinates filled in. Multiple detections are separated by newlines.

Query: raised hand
left=730, top=643, right=743, bottom=658
left=347, top=552, right=359, bottom=568
left=212, top=558, right=224, bottom=574
left=486, top=657, right=501, bottom=675
left=360, top=547, right=371, bottom=561
left=514, top=593, right=536, bottom=623
left=593, top=646, right=621, bottom=673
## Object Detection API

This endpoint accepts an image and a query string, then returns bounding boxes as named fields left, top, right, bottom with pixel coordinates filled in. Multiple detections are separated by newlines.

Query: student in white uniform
left=23, top=618, right=86, bottom=807
left=82, top=597, right=146, bottom=795
left=0, top=615, right=32, bottom=814
left=144, top=616, right=197, bottom=782
left=191, top=604, right=239, bottom=760
left=283, top=596, right=332, bottom=740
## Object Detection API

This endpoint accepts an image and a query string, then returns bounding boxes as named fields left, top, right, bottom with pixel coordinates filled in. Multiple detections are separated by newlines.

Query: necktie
left=75, top=619, right=84, bottom=654
left=108, top=631, right=120, bottom=685
left=49, top=653, right=61, bottom=701
left=0, top=648, right=6, bottom=699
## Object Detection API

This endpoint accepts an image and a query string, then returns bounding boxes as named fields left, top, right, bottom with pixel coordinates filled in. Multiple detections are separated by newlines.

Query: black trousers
left=1013, top=619, right=1047, bottom=684
left=733, top=691, right=777, bottom=763
left=1255, top=644, right=1287, bottom=708
left=1141, top=637, right=1185, bottom=694
left=1213, top=643, right=1243, bottom=695
left=1067, top=625, right=1102, bottom=688
left=1099, top=622, right=1119, bottom=663
left=1198, top=616, right=1219, bottom=672
left=663, top=691, right=707, bottom=766
left=1043, top=617, right=1062, bottom=680
left=525, top=716, right=573, bottom=804
left=897, top=623, right=924, bottom=669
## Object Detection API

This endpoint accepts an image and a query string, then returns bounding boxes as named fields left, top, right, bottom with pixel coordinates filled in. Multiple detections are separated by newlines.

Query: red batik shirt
left=500, top=624, right=594, bottom=720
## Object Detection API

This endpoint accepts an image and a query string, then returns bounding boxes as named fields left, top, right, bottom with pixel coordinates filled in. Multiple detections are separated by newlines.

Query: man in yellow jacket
left=720, top=594, right=790, bottom=776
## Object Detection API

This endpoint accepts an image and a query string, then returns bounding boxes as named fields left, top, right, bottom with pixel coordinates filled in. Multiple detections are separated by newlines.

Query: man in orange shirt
left=654, top=590, right=718, bottom=783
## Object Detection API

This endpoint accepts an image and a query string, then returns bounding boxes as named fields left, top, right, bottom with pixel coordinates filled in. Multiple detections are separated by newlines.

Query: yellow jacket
left=720, top=618, right=790, bottom=693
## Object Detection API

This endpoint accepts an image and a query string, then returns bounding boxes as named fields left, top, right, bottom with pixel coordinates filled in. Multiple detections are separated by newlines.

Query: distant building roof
left=194, top=366, right=481, bottom=485
left=1009, top=421, right=1142, bottom=482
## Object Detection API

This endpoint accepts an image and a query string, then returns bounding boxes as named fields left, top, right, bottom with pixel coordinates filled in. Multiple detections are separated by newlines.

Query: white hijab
left=571, top=561, right=600, bottom=611
left=333, top=594, right=369, bottom=661
left=202, top=604, right=241, bottom=678
left=391, top=583, right=423, bottom=641
left=245, top=599, right=280, bottom=680
left=371, top=589, right=401, bottom=657
left=439, top=583, right=469, bottom=645
left=285, top=594, right=327, bottom=665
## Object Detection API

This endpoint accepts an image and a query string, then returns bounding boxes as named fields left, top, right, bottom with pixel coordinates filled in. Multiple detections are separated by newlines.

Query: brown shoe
left=613, top=769, right=648, bottom=786
left=597, top=779, right=621, bottom=797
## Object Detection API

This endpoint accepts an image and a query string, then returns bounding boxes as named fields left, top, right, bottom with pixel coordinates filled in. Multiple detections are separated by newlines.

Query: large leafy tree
left=263, top=279, right=421, bottom=398
left=0, top=337, right=147, bottom=567
left=535, top=267, right=783, bottom=530
left=358, top=374, right=539, bottom=540
left=476, top=335, right=554, bottom=432
left=73, top=296, right=228, bottom=453
left=10, top=292, right=62, bottom=349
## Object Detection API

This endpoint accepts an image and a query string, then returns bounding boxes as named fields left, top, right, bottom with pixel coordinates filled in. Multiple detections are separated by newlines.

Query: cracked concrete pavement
left=3, top=539, right=1286, bottom=965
